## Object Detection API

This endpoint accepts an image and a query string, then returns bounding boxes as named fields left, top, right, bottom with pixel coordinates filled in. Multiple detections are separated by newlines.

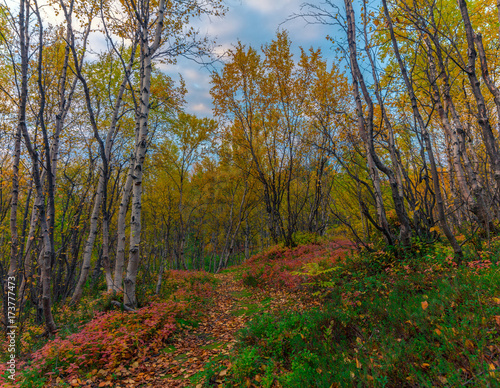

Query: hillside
left=3, top=239, right=500, bottom=387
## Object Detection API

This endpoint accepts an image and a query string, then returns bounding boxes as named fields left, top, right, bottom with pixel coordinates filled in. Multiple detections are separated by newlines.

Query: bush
left=227, top=249, right=500, bottom=387
left=240, top=240, right=354, bottom=290
left=9, top=270, right=216, bottom=388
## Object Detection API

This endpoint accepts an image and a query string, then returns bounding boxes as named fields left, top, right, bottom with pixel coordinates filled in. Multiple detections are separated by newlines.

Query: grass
left=200, top=341, right=223, bottom=350
left=232, top=298, right=271, bottom=317
left=7, top=238, right=500, bottom=387
left=219, top=241, right=500, bottom=387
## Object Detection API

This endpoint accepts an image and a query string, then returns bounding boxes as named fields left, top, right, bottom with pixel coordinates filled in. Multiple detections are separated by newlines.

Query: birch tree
left=121, top=0, right=224, bottom=308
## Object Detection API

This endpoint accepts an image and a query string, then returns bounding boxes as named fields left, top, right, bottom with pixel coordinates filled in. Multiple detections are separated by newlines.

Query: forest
left=1, top=0, right=500, bottom=386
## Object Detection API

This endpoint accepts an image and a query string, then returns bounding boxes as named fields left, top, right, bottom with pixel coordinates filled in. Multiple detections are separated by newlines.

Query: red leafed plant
left=241, top=240, right=354, bottom=290
left=22, top=270, right=215, bottom=382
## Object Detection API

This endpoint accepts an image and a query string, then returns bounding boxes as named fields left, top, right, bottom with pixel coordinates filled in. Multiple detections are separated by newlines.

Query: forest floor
left=131, top=270, right=311, bottom=388
left=64, top=242, right=346, bottom=388
left=55, top=268, right=312, bottom=388
left=5, top=240, right=500, bottom=387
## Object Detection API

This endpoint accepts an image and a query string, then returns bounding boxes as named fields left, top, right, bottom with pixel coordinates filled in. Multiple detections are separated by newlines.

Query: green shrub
left=226, top=249, right=500, bottom=387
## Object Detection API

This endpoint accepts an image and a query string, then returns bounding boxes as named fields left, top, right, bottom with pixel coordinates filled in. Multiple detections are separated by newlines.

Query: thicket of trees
left=2, top=0, right=500, bottom=334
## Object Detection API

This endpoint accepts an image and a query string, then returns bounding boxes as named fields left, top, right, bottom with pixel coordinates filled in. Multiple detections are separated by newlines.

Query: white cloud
left=244, top=0, right=301, bottom=15
left=202, top=15, right=241, bottom=37
left=190, top=103, right=213, bottom=115
left=212, top=43, right=233, bottom=58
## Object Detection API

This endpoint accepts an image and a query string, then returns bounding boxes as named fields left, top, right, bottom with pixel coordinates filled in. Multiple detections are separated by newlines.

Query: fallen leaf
left=421, top=301, right=428, bottom=310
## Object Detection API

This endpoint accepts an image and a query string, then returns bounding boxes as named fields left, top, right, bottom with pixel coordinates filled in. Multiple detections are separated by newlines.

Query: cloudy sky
left=34, top=0, right=343, bottom=117
left=163, top=0, right=340, bottom=117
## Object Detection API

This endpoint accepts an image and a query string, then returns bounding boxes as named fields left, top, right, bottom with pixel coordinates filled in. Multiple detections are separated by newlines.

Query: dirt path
left=148, top=271, right=249, bottom=387
left=85, top=270, right=310, bottom=388
left=100, top=271, right=250, bottom=387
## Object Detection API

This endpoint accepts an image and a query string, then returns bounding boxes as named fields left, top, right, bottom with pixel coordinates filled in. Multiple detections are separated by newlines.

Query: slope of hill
left=4, top=240, right=500, bottom=387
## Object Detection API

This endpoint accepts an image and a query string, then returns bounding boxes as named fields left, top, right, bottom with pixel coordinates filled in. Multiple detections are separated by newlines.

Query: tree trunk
left=457, top=0, right=500, bottom=186
left=61, top=0, right=137, bottom=301
left=361, top=0, right=411, bottom=245
left=4, top=0, right=28, bottom=329
left=124, top=0, right=167, bottom=308
left=426, top=40, right=490, bottom=231
left=382, top=0, right=463, bottom=259
left=113, top=159, right=134, bottom=293
left=345, top=0, right=394, bottom=245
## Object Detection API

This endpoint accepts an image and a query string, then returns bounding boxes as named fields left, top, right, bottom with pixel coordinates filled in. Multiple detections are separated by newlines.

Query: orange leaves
left=211, top=30, right=350, bottom=192
left=465, top=339, right=475, bottom=351
left=23, top=270, right=216, bottom=386
left=421, top=300, right=428, bottom=310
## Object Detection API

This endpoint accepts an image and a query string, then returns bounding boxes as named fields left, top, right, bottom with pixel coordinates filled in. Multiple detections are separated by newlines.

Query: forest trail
left=149, top=271, right=249, bottom=387
left=98, top=270, right=308, bottom=388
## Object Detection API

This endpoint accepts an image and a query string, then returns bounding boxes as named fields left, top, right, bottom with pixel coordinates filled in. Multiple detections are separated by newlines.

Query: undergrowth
left=0, top=270, right=216, bottom=387
left=240, top=240, right=354, bottom=290
left=221, top=240, right=500, bottom=387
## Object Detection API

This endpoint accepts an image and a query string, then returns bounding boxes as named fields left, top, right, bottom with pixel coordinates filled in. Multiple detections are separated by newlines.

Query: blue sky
left=34, top=0, right=342, bottom=117
left=163, top=0, right=340, bottom=117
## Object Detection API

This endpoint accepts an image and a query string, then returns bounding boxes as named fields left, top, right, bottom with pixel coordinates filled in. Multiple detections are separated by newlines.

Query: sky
left=31, top=0, right=342, bottom=117
left=163, top=0, right=340, bottom=117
